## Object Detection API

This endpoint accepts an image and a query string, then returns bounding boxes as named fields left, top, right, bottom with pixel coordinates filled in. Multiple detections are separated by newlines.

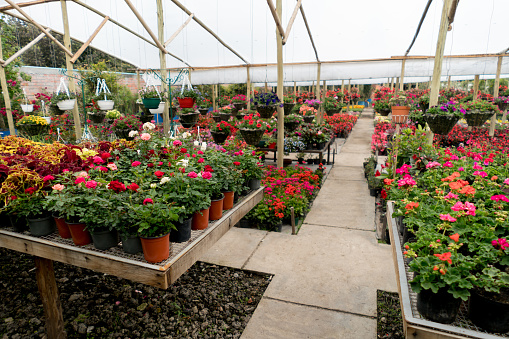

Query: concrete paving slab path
left=201, top=110, right=398, bottom=338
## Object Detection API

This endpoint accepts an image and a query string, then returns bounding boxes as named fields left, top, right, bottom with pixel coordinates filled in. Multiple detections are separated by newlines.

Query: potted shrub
left=493, top=96, right=509, bottom=112
left=139, top=88, right=161, bottom=109
left=112, top=114, right=141, bottom=139
left=86, top=101, right=106, bottom=123
left=197, top=97, right=212, bottom=115
left=424, top=102, right=463, bottom=135
left=463, top=100, right=498, bottom=127
left=175, top=88, right=199, bottom=108
left=217, top=105, right=234, bottom=121
left=251, top=92, right=282, bottom=118
left=283, top=113, right=303, bottom=132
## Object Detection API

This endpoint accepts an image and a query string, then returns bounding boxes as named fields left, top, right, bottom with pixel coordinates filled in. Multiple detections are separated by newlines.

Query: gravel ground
left=0, top=248, right=271, bottom=339
left=377, top=290, right=404, bottom=339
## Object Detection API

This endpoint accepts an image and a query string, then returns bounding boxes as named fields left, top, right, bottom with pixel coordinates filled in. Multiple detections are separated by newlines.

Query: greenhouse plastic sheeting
left=1, top=0, right=509, bottom=83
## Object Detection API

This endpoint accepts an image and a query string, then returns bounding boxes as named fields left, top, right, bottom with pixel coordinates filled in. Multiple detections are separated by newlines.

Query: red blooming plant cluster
left=325, top=113, right=358, bottom=138
left=384, top=134, right=509, bottom=310
left=246, top=164, right=322, bottom=231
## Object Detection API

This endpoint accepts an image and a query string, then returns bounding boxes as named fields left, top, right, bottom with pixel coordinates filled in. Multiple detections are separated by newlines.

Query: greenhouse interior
left=0, top=0, right=509, bottom=338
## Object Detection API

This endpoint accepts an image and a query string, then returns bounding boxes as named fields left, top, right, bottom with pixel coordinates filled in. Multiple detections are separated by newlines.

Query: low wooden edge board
left=0, top=187, right=264, bottom=289
left=387, top=202, right=503, bottom=339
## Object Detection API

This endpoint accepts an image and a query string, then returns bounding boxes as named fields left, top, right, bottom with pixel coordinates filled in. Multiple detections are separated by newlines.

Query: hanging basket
left=303, top=115, right=315, bottom=123
left=391, top=106, right=410, bottom=124
left=284, top=121, right=300, bottom=131
left=233, top=102, right=247, bottom=111
left=325, top=108, right=341, bottom=116
left=218, top=113, right=231, bottom=122
left=57, top=99, right=76, bottom=111
left=149, top=102, right=165, bottom=114
left=256, top=104, right=277, bottom=118
left=177, top=97, right=195, bottom=108
left=464, top=110, right=495, bottom=127
left=179, top=112, right=200, bottom=128
left=424, top=114, right=459, bottom=135
left=198, top=108, right=210, bottom=115
left=142, top=98, right=161, bottom=109
left=18, top=124, right=49, bottom=136
left=211, top=130, right=230, bottom=144
left=88, top=113, right=106, bottom=124
left=21, top=104, right=34, bottom=113
left=377, top=108, right=391, bottom=116
left=97, top=100, right=114, bottom=111
left=239, top=128, right=264, bottom=146
left=495, top=102, right=508, bottom=111
left=283, top=103, right=295, bottom=115
left=115, top=129, right=135, bottom=140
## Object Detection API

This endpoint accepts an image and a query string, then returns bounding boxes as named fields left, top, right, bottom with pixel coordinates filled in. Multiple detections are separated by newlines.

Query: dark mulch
left=377, top=290, right=404, bottom=339
left=0, top=247, right=271, bottom=338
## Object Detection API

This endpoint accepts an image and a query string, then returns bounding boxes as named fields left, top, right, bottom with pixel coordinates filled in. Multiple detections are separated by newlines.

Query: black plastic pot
left=303, top=116, right=314, bottom=123
left=468, top=288, right=509, bottom=333
left=210, top=131, right=230, bottom=144
left=218, top=113, right=231, bottom=122
left=424, top=114, right=459, bottom=135
left=417, top=288, right=461, bottom=324
left=28, top=215, right=55, bottom=237
left=91, top=229, right=119, bottom=250
left=248, top=178, right=261, bottom=190
left=121, top=235, right=143, bottom=254
left=170, top=217, right=192, bottom=243
left=198, top=108, right=210, bottom=115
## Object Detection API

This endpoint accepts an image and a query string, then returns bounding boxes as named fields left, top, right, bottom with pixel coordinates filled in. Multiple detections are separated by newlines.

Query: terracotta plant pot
left=223, top=191, right=234, bottom=210
left=53, top=215, right=71, bottom=239
left=391, top=106, right=410, bottom=124
left=192, top=207, right=210, bottom=230
left=67, top=222, right=92, bottom=246
left=209, top=194, right=224, bottom=221
left=140, top=233, right=170, bottom=263
left=177, top=97, right=195, bottom=108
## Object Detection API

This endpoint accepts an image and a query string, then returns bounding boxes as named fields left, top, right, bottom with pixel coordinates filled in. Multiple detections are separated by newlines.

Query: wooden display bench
left=257, top=137, right=335, bottom=165
left=0, top=187, right=264, bottom=339
left=387, top=202, right=507, bottom=339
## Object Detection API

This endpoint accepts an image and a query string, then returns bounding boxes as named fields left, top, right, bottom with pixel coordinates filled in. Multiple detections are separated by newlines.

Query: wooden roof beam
left=282, top=0, right=303, bottom=45
left=164, top=13, right=194, bottom=47
left=2, top=27, right=51, bottom=67
left=70, top=16, right=109, bottom=64
left=266, top=0, right=285, bottom=40
left=0, top=0, right=58, bottom=11
left=299, top=4, right=319, bottom=62
left=4, top=0, right=73, bottom=57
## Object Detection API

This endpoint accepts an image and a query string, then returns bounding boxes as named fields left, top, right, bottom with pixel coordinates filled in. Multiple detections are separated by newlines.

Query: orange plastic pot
left=223, top=191, right=234, bottom=210
left=209, top=195, right=224, bottom=221
left=177, top=97, right=195, bottom=108
left=53, top=215, right=71, bottom=239
left=67, top=222, right=92, bottom=246
left=140, top=233, right=170, bottom=263
left=391, top=106, right=410, bottom=124
left=192, top=207, right=210, bottom=230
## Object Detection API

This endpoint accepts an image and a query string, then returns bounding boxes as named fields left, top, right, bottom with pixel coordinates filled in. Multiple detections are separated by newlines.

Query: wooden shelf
left=0, top=187, right=264, bottom=290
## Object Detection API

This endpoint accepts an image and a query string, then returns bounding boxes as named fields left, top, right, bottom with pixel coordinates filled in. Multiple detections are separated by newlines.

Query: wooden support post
left=390, top=77, right=394, bottom=90
left=6, top=0, right=73, bottom=57
left=348, top=79, right=351, bottom=109
left=0, top=35, right=14, bottom=133
left=341, top=80, right=345, bottom=103
left=427, top=0, right=452, bottom=144
left=290, top=206, right=296, bottom=235
left=267, top=0, right=285, bottom=39
left=265, top=82, right=268, bottom=93
left=34, top=257, right=66, bottom=339
left=2, top=28, right=51, bottom=67
left=276, top=0, right=284, bottom=168
left=246, top=66, right=251, bottom=110
left=316, top=63, right=321, bottom=123
left=156, top=0, right=170, bottom=135
left=136, top=69, right=141, bottom=100
left=61, top=0, right=82, bottom=140
left=395, top=77, right=400, bottom=93
left=416, top=82, right=419, bottom=89
left=70, top=16, right=109, bottom=63
left=447, top=75, right=452, bottom=89
left=490, top=56, right=503, bottom=137
left=293, top=81, right=297, bottom=97
left=212, top=85, right=216, bottom=111
left=473, top=74, right=480, bottom=100
left=400, top=59, right=406, bottom=92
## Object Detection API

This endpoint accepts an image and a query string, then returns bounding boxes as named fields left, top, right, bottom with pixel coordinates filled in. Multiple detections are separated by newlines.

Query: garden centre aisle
left=201, top=109, right=398, bottom=338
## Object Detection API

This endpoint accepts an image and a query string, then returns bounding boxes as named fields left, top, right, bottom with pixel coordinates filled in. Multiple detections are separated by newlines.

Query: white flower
left=197, top=172, right=202, bottom=178
left=160, top=176, right=170, bottom=184
left=150, top=183, right=157, bottom=188
left=129, top=130, right=139, bottom=138
left=143, top=122, right=155, bottom=131
left=177, top=159, right=189, bottom=167
left=200, top=142, right=207, bottom=152
left=194, top=140, right=200, bottom=146
left=182, top=131, right=191, bottom=139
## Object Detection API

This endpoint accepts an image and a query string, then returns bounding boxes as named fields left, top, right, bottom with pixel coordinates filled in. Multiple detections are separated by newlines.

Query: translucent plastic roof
left=1, top=0, right=509, bottom=84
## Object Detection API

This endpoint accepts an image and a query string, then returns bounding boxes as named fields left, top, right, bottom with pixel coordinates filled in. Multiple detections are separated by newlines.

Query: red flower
left=127, top=183, right=139, bottom=192
left=143, top=198, right=153, bottom=205
left=180, top=148, right=187, bottom=153
left=204, top=165, right=214, bottom=172
left=25, top=187, right=36, bottom=195
left=108, top=180, right=126, bottom=193
left=434, top=252, right=452, bottom=264
left=154, top=170, right=164, bottom=178
left=101, top=152, right=111, bottom=160
left=148, top=163, right=154, bottom=168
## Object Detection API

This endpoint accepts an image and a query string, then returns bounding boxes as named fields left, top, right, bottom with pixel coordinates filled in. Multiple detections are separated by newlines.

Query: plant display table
left=0, top=187, right=263, bottom=338
left=257, top=138, right=335, bottom=165
left=387, top=202, right=508, bottom=339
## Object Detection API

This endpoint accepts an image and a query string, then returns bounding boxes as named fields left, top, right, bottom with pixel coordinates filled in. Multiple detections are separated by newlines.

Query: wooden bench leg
left=34, top=257, right=67, bottom=339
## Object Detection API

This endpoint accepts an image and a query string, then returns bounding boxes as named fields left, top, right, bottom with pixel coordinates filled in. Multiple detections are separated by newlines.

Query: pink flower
left=439, top=214, right=457, bottom=222
left=140, top=133, right=151, bottom=141
left=173, top=140, right=182, bottom=147
left=450, top=155, right=459, bottom=161
left=187, top=171, right=198, bottom=178
left=443, top=161, right=453, bottom=168
left=197, top=150, right=204, bottom=155
left=107, top=163, right=118, bottom=171
left=76, top=171, right=89, bottom=178
left=198, top=158, right=204, bottom=163
left=444, top=192, right=459, bottom=200
left=458, top=167, right=465, bottom=172
left=201, top=171, right=212, bottom=179
left=492, top=238, right=509, bottom=250
left=473, top=162, right=483, bottom=170
left=473, top=171, right=487, bottom=177
left=491, top=195, right=509, bottom=202
left=426, top=161, right=441, bottom=169
left=75, top=177, right=86, bottom=184
left=131, top=161, right=141, bottom=167
left=504, top=178, right=509, bottom=185
left=99, top=166, right=108, bottom=172
left=451, top=201, right=465, bottom=211
left=143, top=198, right=153, bottom=205
left=85, top=180, right=98, bottom=189
left=52, top=184, right=65, bottom=191
left=93, top=156, right=105, bottom=164
left=464, top=201, right=476, bottom=216
left=43, top=175, right=55, bottom=181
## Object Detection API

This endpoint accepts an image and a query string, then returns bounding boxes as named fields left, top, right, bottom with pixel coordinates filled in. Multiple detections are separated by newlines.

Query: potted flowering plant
left=246, top=195, right=286, bottom=232
left=112, top=114, right=141, bottom=139
left=16, top=115, right=49, bottom=136
left=237, top=114, right=268, bottom=146
left=175, top=88, right=199, bottom=108
left=389, top=94, right=412, bottom=124
left=283, top=94, right=296, bottom=115
left=93, top=93, right=115, bottom=111
left=283, top=113, right=303, bottom=131
left=323, top=97, right=342, bottom=115
left=178, top=108, right=200, bottom=128
left=424, top=102, right=463, bottom=135
left=209, top=121, right=232, bottom=144
left=493, top=96, right=509, bottom=111
left=374, top=99, right=391, bottom=116
left=251, top=92, right=282, bottom=118
left=463, top=100, right=498, bottom=127
left=139, top=87, right=161, bottom=109
left=299, top=105, right=317, bottom=123
left=304, top=98, right=321, bottom=110
left=197, top=97, right=212, bottom=115
left=52, top=91, right=78, bottom=111
left=231, top=94, right=247, bottom=111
